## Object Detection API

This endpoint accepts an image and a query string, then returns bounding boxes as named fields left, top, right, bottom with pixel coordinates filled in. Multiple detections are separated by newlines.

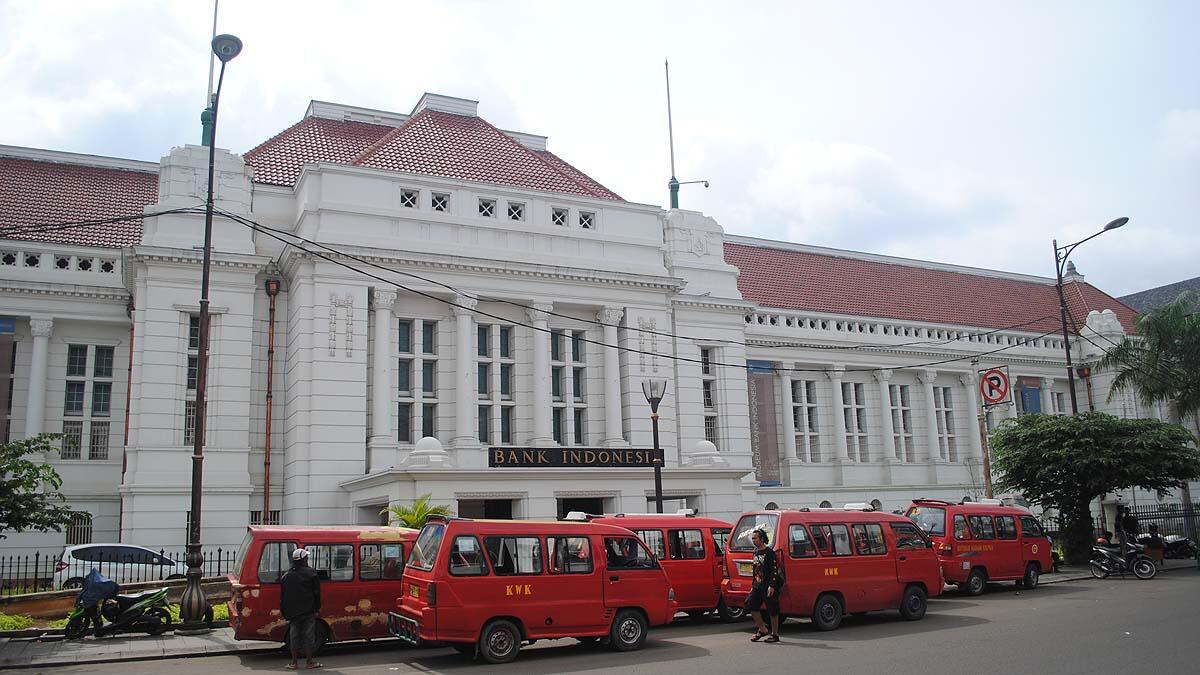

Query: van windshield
left=907, top=506, right=946, bottom=537
left=231, top=531, right=253, bottom=581
left=408, top=523, right=446, bottom=571
left=730, top=514, right=779, bottom=552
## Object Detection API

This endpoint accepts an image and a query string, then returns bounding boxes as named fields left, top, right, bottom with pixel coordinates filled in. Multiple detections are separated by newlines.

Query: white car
left=53, top=544, right=188, bottom=589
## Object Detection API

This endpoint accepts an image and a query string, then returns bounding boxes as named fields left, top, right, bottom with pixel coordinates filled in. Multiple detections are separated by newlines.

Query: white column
left=1040, top=377, right=1055, bottom=415
left=368, top=290, right=397, bottom=469
left=826, top=366, right=849, bottom=460
left=528, top=303, right=554, bottom=446
left=778, top=368, right=798, bottom=463
left=875, top=369, right=897, bottom=462
left=918, top=370, right=942, bottom=461
left=960, top=372, right=984, bottom=460
left=25, top=317, right=52, bottom=438
left=598, top=306, right=626, bottom=447
left=452, top=294, right=479, bottom=447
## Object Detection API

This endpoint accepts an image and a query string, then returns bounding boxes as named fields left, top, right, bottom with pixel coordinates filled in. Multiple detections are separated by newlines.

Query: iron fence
left=1125, top=502, right=1200, bottom=539
left=0, top=547, right=236, bottom=598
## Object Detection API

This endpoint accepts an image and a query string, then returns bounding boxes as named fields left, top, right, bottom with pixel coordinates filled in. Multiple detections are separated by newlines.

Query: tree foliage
left=1098, top=291, right=1200, bottom=418
left=991, top=412, right=1200, bottom=562
left=381, top=493, right=453, bottom=529
left=0, top=435, right=75, bottom=538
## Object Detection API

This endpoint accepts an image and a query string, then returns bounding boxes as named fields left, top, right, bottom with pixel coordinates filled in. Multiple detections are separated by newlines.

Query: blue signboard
left=0, top=317, right=14, bottom=334
left=1020, top=387, right=1042, bottom=414
left=746, top=359, right=775, bottom=374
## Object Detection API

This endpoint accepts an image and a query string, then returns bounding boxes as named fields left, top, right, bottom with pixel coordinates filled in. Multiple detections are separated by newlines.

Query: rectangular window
left=551, top=208, right=568, bottom=227
left=308, top=544, right=354, bottom=581
left=477, top=325, right=490, bottom=357
left=500, top=407, right=513, bottom=444
left=184, top=400, right=197, bottom=446
left=890, top=384, right=914, bottom=462
left=552, top=366, right=563, bottom=401
left=256, top=542, right=297, bottom=583
left=506, top=202, right=525, bottom=221
left=550, top=330, right=562, bottom=362
left=91, top=382, right=112, bottom=416
left=188, top=316, right=201, bottom=350
left=572, top=367, right=584, bottom=401
left=477, top=364, right=490, bottom=397
left=500, top=363, right=513, bottom=399
left=422, top=322, right=437, bottom=355
left=499, top=327, right=512, bottom=358
left=995, top=515, right=1018, bottom=540
left=67, top=345, right=88, bottom=377
left=548, top=536, right=592, bottom=574
left=478, top=198, right=496, bottom=218
left=842, top=382, right=869, bottom=462
left=449, top=536, right=488, bottom=576
left=187, top=356, right=198, bottom=390
left=891, top=522, right=930, bottom=549
left=633, top=529, right=666, bottom=559
left=478, top=405, right=491, bottom=443
left=967, top=515, right=996, bottom=540
left=400, top=189, right=418, bottom=209
left=954, top=514, right=971, bottom=540
left=359, top=543, right=406, bottom=580
left=852, top=523, right=888, bottom=555
left=789, top=524, right=817, bottom=558
left=397, top=320, right=412, bottom=353
left=93, top=346, right=114, bottom=378
left=701, top=347, right=719, bottom=445
left=422, top=361, right=436, bottom=397
left=571, top=331, right=584, bottom=362
left=485, top=536, right=542, bottom=575
left=397, top=402, right=412, bottom=443
left=61, top=421, right=83, bottom=460
left=810, top=523, right=853, bottom=556
left=422, top=403, right=436, bottom=438
left=88, top=422, right=109, bottom=460
left=552, top=408, right=564, bottom=444
left=573, top=408, right=585, bottom=445
left=702, top=380, right=716, bottom=409
left=64, top=381, right=85, bottom=416
left=935, top=386, right=957, bottom=461
left=792, top=379, right=821, bottom=462
left=578, top=211, right=594, bottom=229
left=398, top=359, right=412, bottom=396
left=668, top=529, right=705, bottom=560
left=1019, top=516, right=1045, bottom=538
left=704, top=416, right=719, bottom=444
left=700, top=348, right=713, bottom=375
left=431, top=193, right=449, bottom=212
left=604, top=537, right=656, bottom=569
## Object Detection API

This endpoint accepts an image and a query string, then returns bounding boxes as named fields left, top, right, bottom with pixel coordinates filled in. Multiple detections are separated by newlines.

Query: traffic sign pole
left=974, top=366, right=1009, bottom=500
left=977, top=411, right=994, bottom=499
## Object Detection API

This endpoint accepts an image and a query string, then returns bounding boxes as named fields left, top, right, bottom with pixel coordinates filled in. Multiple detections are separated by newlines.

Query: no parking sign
left=978, top=366, right=1011, bottom=407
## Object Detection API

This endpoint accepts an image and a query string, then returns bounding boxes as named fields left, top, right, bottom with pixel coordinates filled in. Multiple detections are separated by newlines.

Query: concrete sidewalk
left=1, top=560, right=1194, bottom=669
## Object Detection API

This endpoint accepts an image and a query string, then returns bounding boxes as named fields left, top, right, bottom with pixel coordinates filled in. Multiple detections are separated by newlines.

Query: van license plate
left=409, top=585, right=419, bottom=598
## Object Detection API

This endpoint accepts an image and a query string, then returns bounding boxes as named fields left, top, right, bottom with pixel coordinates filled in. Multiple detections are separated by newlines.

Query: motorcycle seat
left=115, top=590, right=163, bottom=610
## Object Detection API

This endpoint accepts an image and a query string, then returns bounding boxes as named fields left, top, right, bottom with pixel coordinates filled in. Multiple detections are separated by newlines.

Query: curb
left=0, top=644, right=280, bottom=670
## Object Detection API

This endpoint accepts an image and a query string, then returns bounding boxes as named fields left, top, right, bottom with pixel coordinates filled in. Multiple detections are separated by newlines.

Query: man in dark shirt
left=745, top=529, right=782, bottom=643
left=280, top=548, right=322, bottom=670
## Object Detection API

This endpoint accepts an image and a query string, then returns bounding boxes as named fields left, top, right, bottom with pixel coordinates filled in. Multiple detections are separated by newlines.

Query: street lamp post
left=642, top=380, right=667, bottom=513
left=1053, top=217, right=1128, bottom=416
left=180, top=33, right=243, bottom=633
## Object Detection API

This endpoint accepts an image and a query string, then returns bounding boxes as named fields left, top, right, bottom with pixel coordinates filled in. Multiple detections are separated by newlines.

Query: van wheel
left=717, top=599, right=746, bottom=622
left=811, top=594, right=843, bottom=632
left=478, top=619, right=521, bottom=664
left=1021, top=563, right=1040, bottom=589
left=609, top=609, right=647, bottom=652
left=964, top=568, right=987, bottom=596
left=313, top=622, right=331, bottom=655
left=63, top=578, right=84, bottom=590
left=899, top=586, right=927, bottom=621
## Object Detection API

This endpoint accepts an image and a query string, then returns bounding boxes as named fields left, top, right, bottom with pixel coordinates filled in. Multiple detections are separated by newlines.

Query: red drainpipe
left=119, top=300, right=134, bottom=541
left=263, top=279, right=280, bottom=522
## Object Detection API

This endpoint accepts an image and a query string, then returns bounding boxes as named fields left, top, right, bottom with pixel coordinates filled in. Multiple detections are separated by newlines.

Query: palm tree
left=381, top=493, right=453, bottom=529
left=1098, top=291, right=1200, bottom=537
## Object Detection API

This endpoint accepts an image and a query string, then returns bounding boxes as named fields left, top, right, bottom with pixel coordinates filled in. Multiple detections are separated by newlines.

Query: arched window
left=65, top=512, right=92, bottom=546
left=819, top=500, right=833, bottom=509
left=765, top=501, right=779, bottom=510
left=870, top=499, right=883, bottom=512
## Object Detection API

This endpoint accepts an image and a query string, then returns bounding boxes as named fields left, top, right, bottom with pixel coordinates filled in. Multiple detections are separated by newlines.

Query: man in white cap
left=280, top=548, right=322, bottom=669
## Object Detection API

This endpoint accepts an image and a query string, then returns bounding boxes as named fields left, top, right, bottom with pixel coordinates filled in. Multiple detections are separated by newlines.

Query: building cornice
left=0, top=144, right=159, bottom=173
left=125, top=245, right=274, bottom=271
left=0, top=279, right=129, bottom=303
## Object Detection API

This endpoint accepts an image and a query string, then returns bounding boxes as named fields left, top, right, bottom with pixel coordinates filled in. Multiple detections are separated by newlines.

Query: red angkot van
left=389, top=516, right=677, bottom=664
left=906, top=498, right=1053, bottom=595
left=722, top=507, right=943, bottom=631
left=228, top=525, right=418, bottom=649
left=583, top=512, right=740, bottom=621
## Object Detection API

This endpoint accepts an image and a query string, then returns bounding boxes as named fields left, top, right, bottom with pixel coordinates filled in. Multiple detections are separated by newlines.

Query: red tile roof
left=0, top=156, right=158, bottom=249
left=244, top=109, right=622, bottom=200
left=724, top=241, right=1139, bottom=334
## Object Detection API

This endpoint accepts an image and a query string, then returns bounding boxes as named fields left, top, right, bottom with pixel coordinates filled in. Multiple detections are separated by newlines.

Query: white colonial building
left=0, top=93, right=1191, bottom=554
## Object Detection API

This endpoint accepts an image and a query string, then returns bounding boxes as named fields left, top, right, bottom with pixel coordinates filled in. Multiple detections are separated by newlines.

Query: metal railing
left=0, top=547, right=236, bottom=598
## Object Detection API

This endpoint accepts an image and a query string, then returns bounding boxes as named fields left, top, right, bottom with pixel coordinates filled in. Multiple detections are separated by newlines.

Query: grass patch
left=165, top=603, right=229, bottom=623
left=0, top=613, right=36, bottom=631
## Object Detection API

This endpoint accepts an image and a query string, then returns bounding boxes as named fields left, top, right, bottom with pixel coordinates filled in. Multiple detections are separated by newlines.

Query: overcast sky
left=2, top=0, right=1196, bottom=297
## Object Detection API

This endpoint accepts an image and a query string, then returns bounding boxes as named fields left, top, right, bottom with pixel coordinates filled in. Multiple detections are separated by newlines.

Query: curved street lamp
left=180, top=33, right=243, bottom=633
left=1053, top=217, right=1128, bottom=415
left=642, top=380, right=667, bottom=513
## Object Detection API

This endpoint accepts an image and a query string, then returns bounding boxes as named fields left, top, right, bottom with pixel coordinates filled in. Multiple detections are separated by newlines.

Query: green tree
left=381, top=493, right=453, bottom=529
left=991, top=412, right=1200, bottom=564
left=1098, top=291, right=1200, bottom=535
left=0, top=435, right=74, bottom=538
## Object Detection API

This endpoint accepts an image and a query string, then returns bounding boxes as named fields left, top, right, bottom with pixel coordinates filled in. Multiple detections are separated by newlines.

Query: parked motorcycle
left=64, top=568, right=173, bottom=639
left=1137, top=533, right=1200, bottom=559
left=1090, top=541, right=1157, bottom=580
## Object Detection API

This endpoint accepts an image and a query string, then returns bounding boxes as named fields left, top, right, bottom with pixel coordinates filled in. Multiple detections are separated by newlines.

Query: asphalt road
left=39, top=572, right=1200, bottom=675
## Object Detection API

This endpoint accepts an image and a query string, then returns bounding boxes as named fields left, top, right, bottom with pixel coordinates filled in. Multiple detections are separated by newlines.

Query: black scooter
left=1090, top=540, right=1156, bottom=580
left=64, top=569, right=173, bottom=639
left=1137, top=532, right=1200, bottom=559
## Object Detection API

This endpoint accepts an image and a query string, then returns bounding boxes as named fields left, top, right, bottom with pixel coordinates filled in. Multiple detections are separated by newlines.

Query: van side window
left=1019, top=516, right=1044, bottom=538
left=548, top=536, right=593, bottom=575
left=669, top=529, right=705, bottom=560
left=811, top=524, right=853, bottom=556
left=484, top=536, right=543, bottom=576
left=995, top=516, right=1018, bottom=540
left=360, top=543, right=405, bottom=580
left=634, top=529, right=666, bottom=559
left=604, top=537, right=657, bottom=569
left=890, top=522, right=929, bottom=549
left=308, top=544, right=355, bottom=581
left=852, top=523, right=887, bottom=555
left=788, top=524, right=817, bottom=558
left=967, top=516, right=996, bottom=540
left=712, top=528, right=730, bottom=556
left=953, top=515, right=971, bottom=540
left=256, top=542, right=297, bottom=583
left=449, top=536, right=488, bottom=576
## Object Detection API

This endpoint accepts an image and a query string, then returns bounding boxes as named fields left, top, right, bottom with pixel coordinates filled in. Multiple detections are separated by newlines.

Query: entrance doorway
left=558, top=498, right=606, bottom=519
left=458, top=499, right=514, bottom=519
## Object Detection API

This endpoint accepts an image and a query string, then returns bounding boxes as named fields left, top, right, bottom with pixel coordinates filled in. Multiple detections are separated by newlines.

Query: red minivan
left=228, top=525, right=418, bottom=649
left=722, top=507, right=943, bottom=631
left=389, top=516, right=677, bottom=664
left=906, top=498, right=1053, bottom=595
left=584, top=513, right=739, bottom=621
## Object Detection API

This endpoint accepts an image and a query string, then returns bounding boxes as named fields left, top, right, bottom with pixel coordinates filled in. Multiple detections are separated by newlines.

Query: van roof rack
left=561, top=511, right=600, bottom=522
left=912, top=498, right=954, bottom=506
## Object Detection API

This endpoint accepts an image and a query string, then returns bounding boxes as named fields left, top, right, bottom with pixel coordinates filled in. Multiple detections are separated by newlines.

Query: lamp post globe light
left=642, top=379, right=668, bottom=513
left=1052, top=217, right=1128, bottom=416
left=180, top=33, right=243, bottom=633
